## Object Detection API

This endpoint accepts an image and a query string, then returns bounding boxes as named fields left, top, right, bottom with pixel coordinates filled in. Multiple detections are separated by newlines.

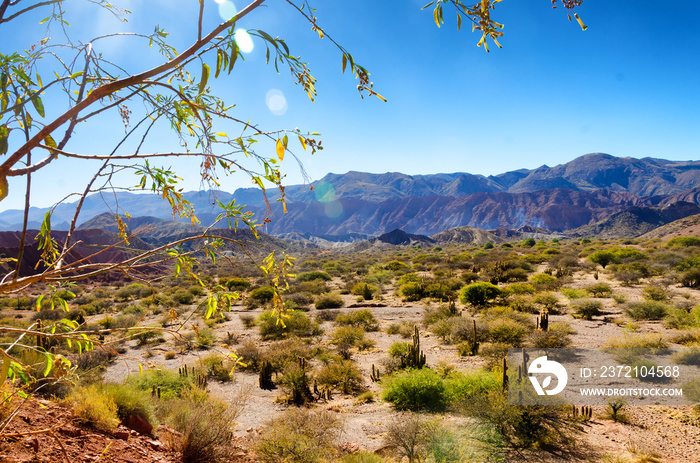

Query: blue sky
left=2, top=0, right=699, bottom=211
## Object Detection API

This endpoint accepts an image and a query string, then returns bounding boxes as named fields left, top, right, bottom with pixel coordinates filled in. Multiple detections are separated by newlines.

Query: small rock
left=125, top=414, right=153, bottom=436
left=246, top=427, right=254, bottom=433
left=149, top=440, right=166, bottom=451
left=115, top=428, right=130, bottom=441
left=339, top=442, right=361, bottom=454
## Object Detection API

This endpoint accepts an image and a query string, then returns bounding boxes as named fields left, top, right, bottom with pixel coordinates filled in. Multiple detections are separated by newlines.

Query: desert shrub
left=604, top=333, right=668, bottom=349
left=672, top=348, right=700, bottom=366
left=331, top=326, right=375, bottom=350
left=459, top=282, right=502, bottom=307
left=561, top=288, right=586, bottom=299
left=239, top=313, right=256, bottom=329
left=342, top=452, right=384, bottom=463
left=423, top=283, right=456, bottom=301
left=255, top=408, right=341, bottom=463
left=250, top=286, right=276, bottom=303
left=572, top=299, right=603, bottom=320
left=335, top=309, right=378, bottom=331
left=666, top=236, right=700, bottom=247
left=222, top=277, right=251, bottom=291
left=397, top=272, right=421, bottom=285
left=258, top=310, right=319, bottom=340
left=67, top=385, right=120, bottom=431
left=385, top=260, right=410, bottom=271
left=423, top=303, right=459, bottom=326
left=643, top=285, right=668, bottom=301
left=316, top=358, right=364, bottom=393
left=383, top=368, right=448, bottom=411
left=315, top=293, right=344, bottom=310
left=503, top=283, right=536, bottom=295
left=262, top=338, right=314, bottom=372
left=103, top=383, right=156, bottom=426
left=529, top=273, right=556, bottom=285
left=195, top=326, right=216, bottom=349
left=487, top=319, right=530, bottom=346
left=351, top=282, right=378, bottom=300
left=586, top=283, right=612, bottom=298
left=509, top=295, right=536, bottom=313
left=625, top=301, right=669, bottom=320
left=285, top=291, right=314, bottom=308
left=236, top=340, right=262, bottom=371
left=399, top=282, right=424, bottom=302
left=296, top=270, right=332, bottom=282
left=444, top=370, right=500, bottom=404
left=526, top=323, right=573, bottom=348
left=127, top=368, right=192, bottom=399
left=315, top=309, right=340, bottom=322
left=533, top=292, right=559, bottom=311
left=664, top=307, right=697, bottom=329
left=173, top=288, right=196, bottom=305
left=589, top=250, right=617, bottom=268
left=199, top=354, right=233, bottom=382
left=679, top=268, right=700, bottom=288
left=458, top=390, right=579, bottom=449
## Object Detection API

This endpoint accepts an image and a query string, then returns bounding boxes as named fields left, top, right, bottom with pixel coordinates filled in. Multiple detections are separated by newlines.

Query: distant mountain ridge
left=1, top=153, right=699, bottom=236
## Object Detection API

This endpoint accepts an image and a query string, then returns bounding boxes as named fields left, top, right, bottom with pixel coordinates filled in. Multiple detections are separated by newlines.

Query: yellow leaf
left=574, top=13, right=588, bottom=31
left=298, top=135, right=307, bottom=151
left=276, top=138, right=284, bottom=161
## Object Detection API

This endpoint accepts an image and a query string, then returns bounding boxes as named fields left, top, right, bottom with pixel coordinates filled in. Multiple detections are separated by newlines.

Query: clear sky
left=2, top=0, right=699, bottom=211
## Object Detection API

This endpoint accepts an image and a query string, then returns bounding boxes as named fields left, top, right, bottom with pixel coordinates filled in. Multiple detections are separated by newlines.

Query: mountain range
left=1, top=153, right=700, bottom=237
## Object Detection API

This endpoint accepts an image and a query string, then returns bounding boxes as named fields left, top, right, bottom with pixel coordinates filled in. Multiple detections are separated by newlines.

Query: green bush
left=529, top=273, right=557, bottom=285
left=487, top=319, right=530, bottom=346
left=572, top=299, right=603, bottom=320
left=643, top=285, right=668, bottom=301
left=296, top=271, right=332, bottom=282
left=173, top=288, right=195, bottom=305
left=335, top=309, right=378, bottom=331
left=315, top=293, right=344, bottom=310
left=384, top=260, right=410, bottom=271
left=222, top=277, right=251, bottom=291
left=250, top=286, right=276, bottom=303
left=625, top=301, right=669, bottom=320
left=258, top=310, right=320, bottom=340
left=383, top=368, right=448, bottom=411
left=680, top=268, right=700, bottom=288
left=586, top=283, right=612, bottom=298
left=399, top=282, right=424, bottom=301
left=315, top=358, right=364, bottom=394
left=351, top=282, right=378, bottom=300
left=667, top=236, right=700, bottom=247
left=331, top=326, right=375, bottom=350
left=459, top=282, right=502, bottom=307
left=526, top=323, right=573, bottom=348
left=103, top=383, right=156, bottom=427
left=503, top=283, right=536, bottom=295
left=127, top=368, right=192, bottom=399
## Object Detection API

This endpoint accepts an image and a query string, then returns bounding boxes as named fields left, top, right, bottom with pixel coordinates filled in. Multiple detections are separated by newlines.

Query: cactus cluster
left=571, top=405, right=593, bottom=421
left=465, top=319, right=479, bottom=355
left=399, top=326, right=426, bottom=369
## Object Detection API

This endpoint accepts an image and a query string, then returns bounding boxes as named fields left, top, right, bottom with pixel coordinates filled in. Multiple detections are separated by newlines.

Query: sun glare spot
left=234, top=29, right=254, bottom=53
left=266, top=89, right=288, bottom=116
left=217, top=1, right=236, bottom=20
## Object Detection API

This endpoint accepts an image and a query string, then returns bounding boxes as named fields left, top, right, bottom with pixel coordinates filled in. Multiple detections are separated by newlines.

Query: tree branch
left=0, top=0, right=267, bottom=177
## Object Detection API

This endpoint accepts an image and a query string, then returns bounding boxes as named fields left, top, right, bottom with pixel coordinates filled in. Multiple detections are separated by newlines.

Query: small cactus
left=370, top=364, right=381, bottom=382
left=538, top=309, right=549, bottom=332
left=400, top=326, right=426, bottom=369
left=259, top=360, right=274, bottom=390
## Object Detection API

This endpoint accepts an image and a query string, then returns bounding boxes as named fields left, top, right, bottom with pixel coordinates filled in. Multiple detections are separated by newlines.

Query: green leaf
left=31, top=95, right=45, bottom=118
left=199, top=63, right=210, bottom=94
left=342, top=53, right=347, bottom=73
left=0, top=125, right=9, bottom=156
left=228, top=44, right=238, bottom=73
left=43, top=355, right=53, bottom=377
left=215, top=49, right=223, bottom=78
left=69, top=71, right=84, bottom=80
left=44, top=134, right=57, bottom=151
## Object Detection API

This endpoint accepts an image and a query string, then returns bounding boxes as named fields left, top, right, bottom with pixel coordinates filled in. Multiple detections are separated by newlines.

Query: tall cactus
left=401, top=326, right=426, bottom=369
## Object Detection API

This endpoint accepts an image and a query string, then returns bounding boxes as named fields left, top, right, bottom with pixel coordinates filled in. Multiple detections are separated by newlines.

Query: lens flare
left=234, top=29, right=254, bottom=53
left=324, top=201, right=343, bottom=219
left=265, top=89, right=288, bottom=116
left=314, top=182, right=335, bottom=203
left=217, top=1, right=236, bottom=20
